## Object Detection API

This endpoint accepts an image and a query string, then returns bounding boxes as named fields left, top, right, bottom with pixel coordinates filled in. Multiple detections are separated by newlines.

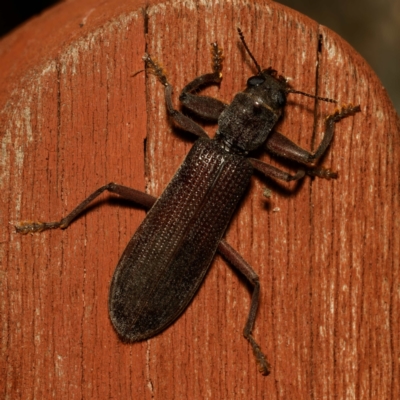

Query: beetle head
left=215, top=29, right=337, bottom=154
left=217, top=67, right=290, bottom=153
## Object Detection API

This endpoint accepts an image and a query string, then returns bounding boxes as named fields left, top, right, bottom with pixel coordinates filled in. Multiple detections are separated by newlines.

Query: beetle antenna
left=131, top=69, right=144, bottom=78
left=287, top=89, right=337, bottom=104
left=237, top=28, right=262, bottom=75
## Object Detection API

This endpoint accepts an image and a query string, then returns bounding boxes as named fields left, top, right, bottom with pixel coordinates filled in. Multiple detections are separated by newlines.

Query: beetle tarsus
left=328, top=104, right=361, bottom=122
left=306, top=166, right=338, bottom=180
left=15, top=221, right=62, bottom=234
left=245, top=333, right=271, bottom=376
left=143, top=53, right=170, bottom=87
left=210, top=42, right=224, bottom=78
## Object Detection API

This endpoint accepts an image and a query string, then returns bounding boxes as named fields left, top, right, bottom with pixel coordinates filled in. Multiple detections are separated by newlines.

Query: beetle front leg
left=178, top=42, right=227, bottom=121
left=218, top=240, right=271, bottom=376
left=265, top=105, right=361, bottom=178
left=143, top=54, right=209, bottom=139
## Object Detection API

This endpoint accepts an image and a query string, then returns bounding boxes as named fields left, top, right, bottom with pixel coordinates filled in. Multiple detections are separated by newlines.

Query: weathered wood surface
left=1, top=0, right=399, bottom=398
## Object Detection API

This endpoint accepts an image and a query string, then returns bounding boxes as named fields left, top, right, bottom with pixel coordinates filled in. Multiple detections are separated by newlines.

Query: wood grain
left=1, top=0, right=399, bottom=399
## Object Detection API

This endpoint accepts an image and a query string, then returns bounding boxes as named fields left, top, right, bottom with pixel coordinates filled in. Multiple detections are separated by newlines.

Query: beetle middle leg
left=15, top=183, right=156, bottom=233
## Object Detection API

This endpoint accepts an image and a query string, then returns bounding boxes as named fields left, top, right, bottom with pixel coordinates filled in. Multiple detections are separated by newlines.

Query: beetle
left=16, top=29, right=360, bottom=375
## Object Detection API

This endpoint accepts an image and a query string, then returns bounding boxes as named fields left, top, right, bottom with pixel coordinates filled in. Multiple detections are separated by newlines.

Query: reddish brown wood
left=1, top=0, right=399, bottom=399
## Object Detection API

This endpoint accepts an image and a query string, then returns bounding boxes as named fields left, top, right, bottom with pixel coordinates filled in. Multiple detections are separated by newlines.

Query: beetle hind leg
left=245, top=330, right=271, bottom=376
left=218, top=240, right=271, bottom=375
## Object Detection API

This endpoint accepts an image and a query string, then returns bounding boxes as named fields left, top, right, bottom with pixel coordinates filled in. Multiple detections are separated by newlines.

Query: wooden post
left=1, top=0, right=399, bottom=398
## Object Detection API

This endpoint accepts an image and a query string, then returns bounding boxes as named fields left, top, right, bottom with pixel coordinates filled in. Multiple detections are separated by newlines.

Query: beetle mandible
left=17, top=29, right=361, bottom=375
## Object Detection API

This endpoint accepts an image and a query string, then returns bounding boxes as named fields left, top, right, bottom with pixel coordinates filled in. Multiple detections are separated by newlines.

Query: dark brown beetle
left=17, top=29, right=360, bottom=375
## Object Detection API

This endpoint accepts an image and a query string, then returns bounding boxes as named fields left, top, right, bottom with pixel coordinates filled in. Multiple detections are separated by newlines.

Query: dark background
left=1, top=0, right=399, bottom=114
left=277, top=0, right=400, bottom=115
left=0, top=1, right=60, bottom=36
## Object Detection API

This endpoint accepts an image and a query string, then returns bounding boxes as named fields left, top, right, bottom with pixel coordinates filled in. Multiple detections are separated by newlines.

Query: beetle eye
left=275, top=90, right=286, bottom=107
left=247, top=76, right=265, bottom=87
